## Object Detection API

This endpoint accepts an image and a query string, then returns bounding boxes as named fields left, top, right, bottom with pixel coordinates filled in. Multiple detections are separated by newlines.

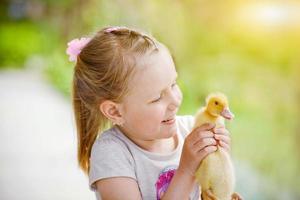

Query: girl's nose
left=168, top=103, right=177, bottom=111
left=168, top=88, right=182, bottom=111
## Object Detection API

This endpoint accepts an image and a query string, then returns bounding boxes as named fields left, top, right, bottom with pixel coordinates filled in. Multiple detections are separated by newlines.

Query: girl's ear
left=99, top=100, right=124, bottom=125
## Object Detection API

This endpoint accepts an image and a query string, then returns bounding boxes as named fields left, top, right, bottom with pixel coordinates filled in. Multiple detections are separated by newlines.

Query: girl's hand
left=178, top=123, right=217, bottom=177
left=213, top=125, right=231, bottom=153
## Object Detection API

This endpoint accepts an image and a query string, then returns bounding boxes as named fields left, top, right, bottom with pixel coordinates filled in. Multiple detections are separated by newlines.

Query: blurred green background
left=1, top=0, right=300, bottom=199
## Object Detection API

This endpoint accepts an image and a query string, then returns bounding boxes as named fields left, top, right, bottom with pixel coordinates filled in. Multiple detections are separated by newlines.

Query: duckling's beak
left=221, top=107, right=234, bottom=120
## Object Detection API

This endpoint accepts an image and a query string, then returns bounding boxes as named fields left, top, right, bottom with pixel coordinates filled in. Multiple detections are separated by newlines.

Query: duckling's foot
left=201, top=189, right=218, bottom=200
left=231, top=192, right=243, bottom=200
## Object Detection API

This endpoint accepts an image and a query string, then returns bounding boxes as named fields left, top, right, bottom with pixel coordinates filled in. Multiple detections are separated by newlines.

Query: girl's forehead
left=127, top=48, right=177, bottom=98
left=136, top=45, right=172, bottom=69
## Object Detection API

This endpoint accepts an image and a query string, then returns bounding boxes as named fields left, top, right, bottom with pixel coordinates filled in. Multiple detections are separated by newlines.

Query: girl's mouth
left=162, top=118, right=175, bottom=124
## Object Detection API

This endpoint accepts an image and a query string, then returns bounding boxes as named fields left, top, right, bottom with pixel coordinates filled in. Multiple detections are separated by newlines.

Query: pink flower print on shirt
left=155, top=166, right=177, bottom=200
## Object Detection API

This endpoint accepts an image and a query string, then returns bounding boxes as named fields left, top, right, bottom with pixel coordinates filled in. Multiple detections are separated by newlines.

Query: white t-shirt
left=89, top=115, right=200, bottom=200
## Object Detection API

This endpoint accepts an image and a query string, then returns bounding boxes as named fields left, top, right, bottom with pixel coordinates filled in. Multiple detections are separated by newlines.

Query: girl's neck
left=143, top=135, right=178, bottom=154
left=118, top=126, right=178, bottom=154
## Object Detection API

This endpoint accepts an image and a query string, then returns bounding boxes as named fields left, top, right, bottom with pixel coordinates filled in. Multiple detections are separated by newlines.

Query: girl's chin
left=161, top=128, right=177, bottom=139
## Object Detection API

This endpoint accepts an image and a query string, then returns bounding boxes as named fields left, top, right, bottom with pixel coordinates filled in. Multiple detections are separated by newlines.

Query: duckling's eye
left=214, top=101, right=218, bottom=105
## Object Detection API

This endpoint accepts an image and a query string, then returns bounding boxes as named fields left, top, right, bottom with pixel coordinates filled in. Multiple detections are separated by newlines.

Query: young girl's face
left=119, top=47, right=182, bottom=142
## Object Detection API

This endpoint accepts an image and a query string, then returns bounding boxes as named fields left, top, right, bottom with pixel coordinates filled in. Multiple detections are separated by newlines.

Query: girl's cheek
left=146, top=104, right=165, bottom=117
left=156, top=104, right=168, bottom=118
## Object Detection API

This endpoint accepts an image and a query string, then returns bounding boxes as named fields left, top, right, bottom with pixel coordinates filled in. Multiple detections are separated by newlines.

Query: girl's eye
left=152, top=96, right=161, bottom=103
left=151, top=82, right=177, bottom=103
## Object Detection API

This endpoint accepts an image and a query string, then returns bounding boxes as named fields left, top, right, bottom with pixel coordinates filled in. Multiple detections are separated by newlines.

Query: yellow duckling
left=193, top=92, right=241, bottom=200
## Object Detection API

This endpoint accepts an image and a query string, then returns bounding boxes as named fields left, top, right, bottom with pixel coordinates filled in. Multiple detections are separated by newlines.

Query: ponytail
left=72, top=78, right=108, bottom=174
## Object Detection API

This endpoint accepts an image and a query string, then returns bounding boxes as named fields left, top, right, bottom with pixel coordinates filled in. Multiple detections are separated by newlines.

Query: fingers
left=213, top=127, right=229, bottom=135
left=214, top=128, right=231, bottom=152
left=193, top=130, right=214, bottom=144
left=193, top=137, right=217, bottom=151
left=219, top=141, right=231, bottom=152
left=197, top=146, right=218, bottom=161
left=198, top=123, right=215, bottom=131
left=214, top=134, right=230, bottom=145
left=190, top=123, right=215, bottom=142
left=189, top=123, right=232, bottom=155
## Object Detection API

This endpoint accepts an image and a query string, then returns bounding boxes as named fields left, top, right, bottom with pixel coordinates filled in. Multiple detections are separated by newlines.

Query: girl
left=68, top=26, right=231, bottom=200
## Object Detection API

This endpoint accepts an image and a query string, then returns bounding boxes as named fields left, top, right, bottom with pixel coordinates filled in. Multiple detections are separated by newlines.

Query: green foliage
left=0, top=21, right=57, bottom=68
left=0, top=22, right=41, bottom=67
left=45, top=48, right=73, bottom=97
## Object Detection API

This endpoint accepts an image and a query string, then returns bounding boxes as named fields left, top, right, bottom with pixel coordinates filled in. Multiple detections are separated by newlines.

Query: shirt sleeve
left=89, top=137, right=136, bottom=191
left=176, top=115, right=195, bottom=139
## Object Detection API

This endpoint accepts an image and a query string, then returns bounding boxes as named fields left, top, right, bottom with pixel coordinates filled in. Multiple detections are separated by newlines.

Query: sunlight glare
left=236, top=2, right=300, bottom=30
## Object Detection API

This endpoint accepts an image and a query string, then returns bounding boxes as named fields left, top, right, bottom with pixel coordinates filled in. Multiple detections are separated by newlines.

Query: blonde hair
left=72, top=27, right=160, bottom=173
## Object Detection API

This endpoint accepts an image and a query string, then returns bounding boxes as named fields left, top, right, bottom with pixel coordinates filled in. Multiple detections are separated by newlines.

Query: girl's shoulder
left=89, top=127, right=135, bottom=173
left=91, top=127, right=130, bottom=157
left=89, top=127, right=136, bottom=191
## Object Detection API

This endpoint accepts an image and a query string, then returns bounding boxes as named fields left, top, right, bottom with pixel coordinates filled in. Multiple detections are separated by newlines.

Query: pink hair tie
left=66, top=37, right=91, bottom=62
